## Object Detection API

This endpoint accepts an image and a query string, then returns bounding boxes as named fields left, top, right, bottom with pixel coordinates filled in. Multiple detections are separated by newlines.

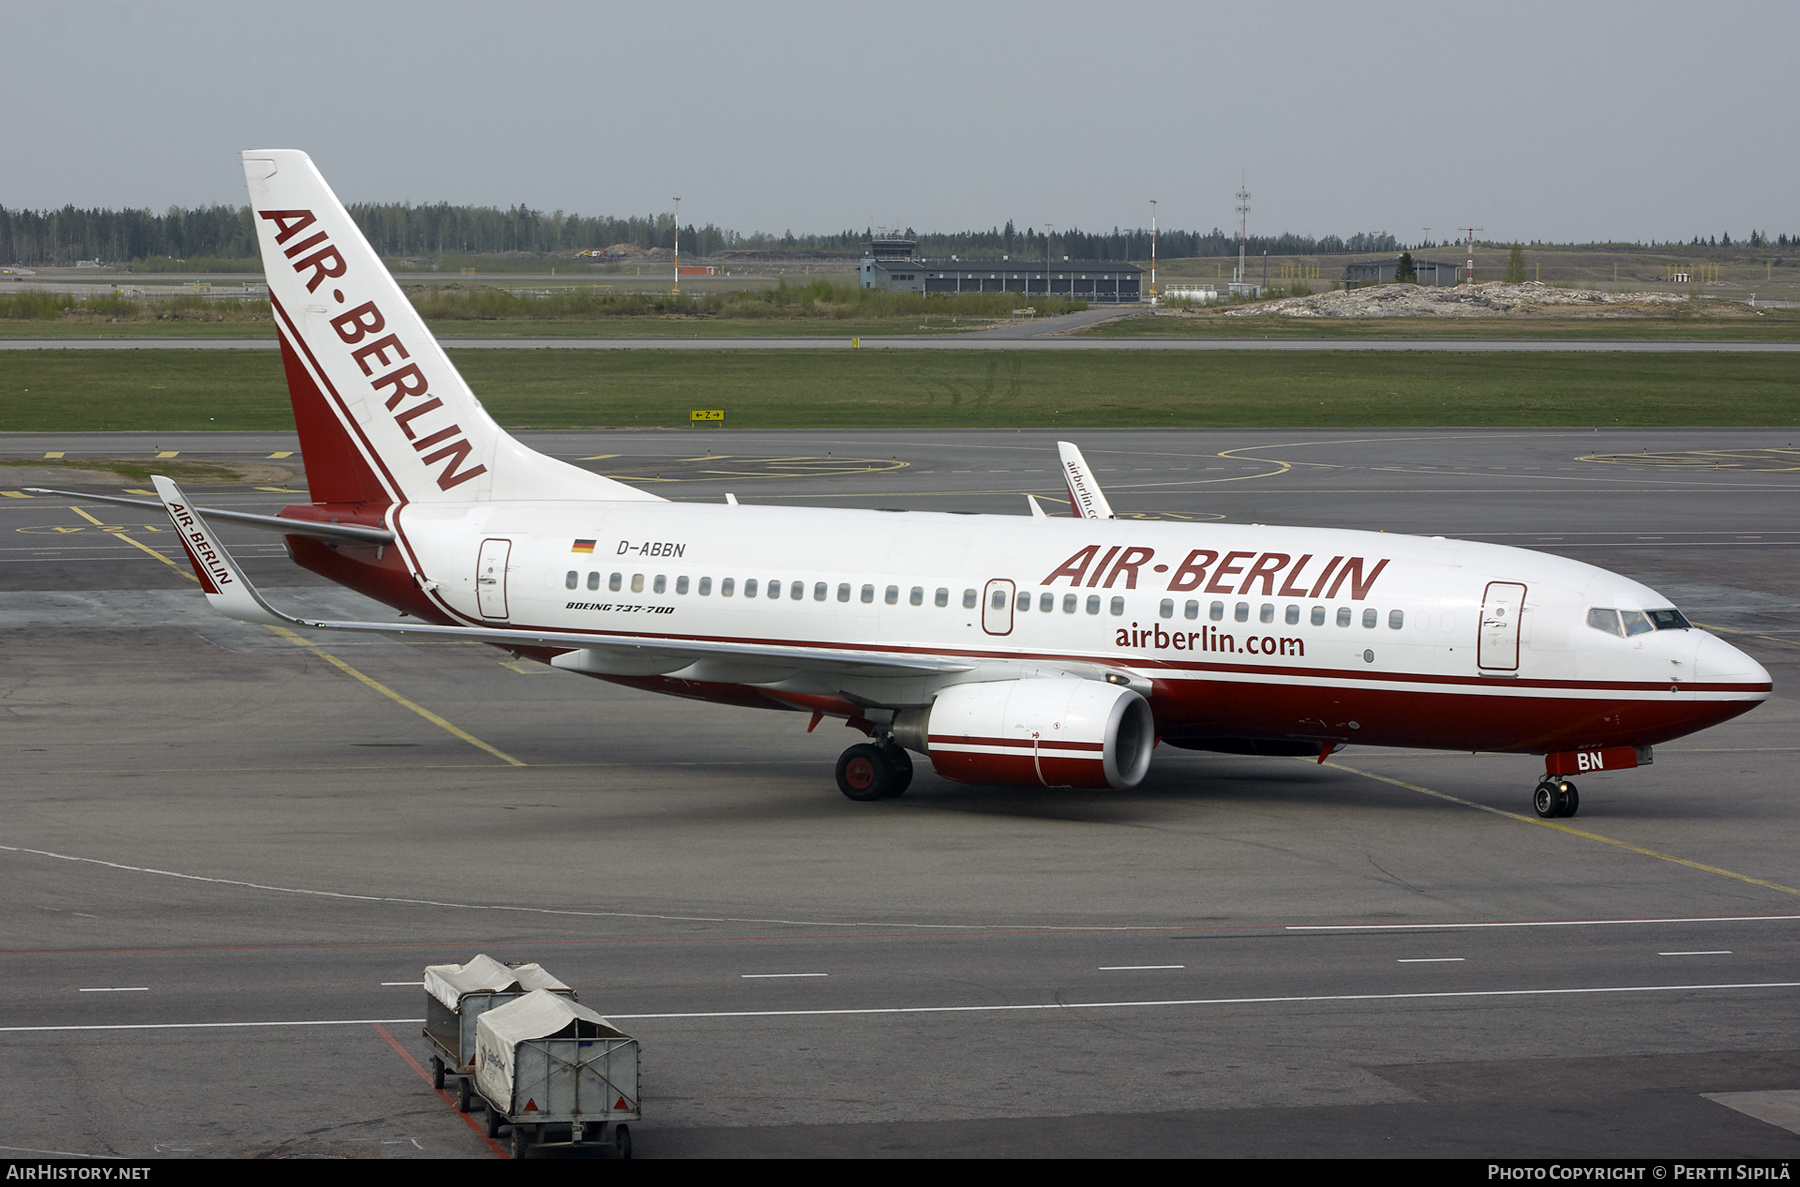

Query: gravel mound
left=1222, top=281, right=1690, bottom=318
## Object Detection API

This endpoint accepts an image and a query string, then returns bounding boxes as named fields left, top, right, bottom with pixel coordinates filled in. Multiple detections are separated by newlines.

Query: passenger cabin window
left=1063, top=594, right=1078, bottom=614
left=963, top=589, right=978, bottom=610
left=862, top=584, right=875, bottom=603
left=1159, top=599, right=1174, bottom=619
left=565, top=571, right=578, bottom=590
left=1110, top=596, right=1125, bottom=616
left=1210, top=601, right=1224, bottom=621
left=1017, top=591, right=1031, bottom=612
left=1363, top=608, right=1377, bottom=628
left=720, top=578, right=734, bottom=597
left=1285, top=605, right=1300, bottom=625
left=993, top=590, right=1009, bottom=610
left=934, top=587, right=949, bottom=608
left=813, top=582, right=827, bottom=601
left=676, top=576, right=689, bottom=595
left=886, top=585, right=899, bottom=605
left=1234, top=602, right=1249, bottom=623
left=1086, top=595, right=1101, bottom=615
left=1337, top=607, right=1352, bottom=627
left=1311, top=606, right=1326, bottom=627
left=653, top=575, right=666, bottom=594
left=631, top=574, right=644, bottom=593
left=744, top=578, right=758, bottom=597
left=699, top=577, right=712, bottom=596
left=1260, top=604, right=1274, bottom=624
left=609, top=572, right=622, bottom=592
left=1041, top=592, right=1055, bottom=613
left=910, top=586, right=924, bottom=606
left=1389, top=609, right=1404, bottom=629
left=1184, top=600, right=1199, bottom=620
left=838, top=583, right=851, bottom=603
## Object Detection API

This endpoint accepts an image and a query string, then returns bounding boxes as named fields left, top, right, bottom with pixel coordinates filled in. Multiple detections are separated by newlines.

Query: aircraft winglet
left=150, top=475, right=290, bottom=626
left=1057, top=442, right=1115, bottom=520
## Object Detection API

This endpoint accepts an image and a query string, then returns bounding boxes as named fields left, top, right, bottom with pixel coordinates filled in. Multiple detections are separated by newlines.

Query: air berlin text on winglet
left=259, top=208, right=487, bottom=492
left=163, top=499, right=232, bottom=592
left=1041, top=545, right=1389, bottom=598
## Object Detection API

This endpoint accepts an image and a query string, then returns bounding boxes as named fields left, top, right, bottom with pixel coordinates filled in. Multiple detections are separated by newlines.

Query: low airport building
left=860, top=237, right=1144, bottom=303
left=1344, top=256, right=1460, bottom=286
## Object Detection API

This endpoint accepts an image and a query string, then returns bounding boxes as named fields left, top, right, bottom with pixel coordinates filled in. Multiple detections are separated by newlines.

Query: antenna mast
left=1235, top=180, right=1250, bottom=283
left=1458, top=226, right=1483, bottom=284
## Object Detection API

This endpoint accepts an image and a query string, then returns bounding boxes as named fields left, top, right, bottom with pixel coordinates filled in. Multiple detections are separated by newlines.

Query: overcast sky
left=4, top=0, right=1794, bottom=245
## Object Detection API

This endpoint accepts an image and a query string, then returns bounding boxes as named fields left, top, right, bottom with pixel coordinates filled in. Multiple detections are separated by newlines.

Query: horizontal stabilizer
left=26, top=488, right=392, bottom=545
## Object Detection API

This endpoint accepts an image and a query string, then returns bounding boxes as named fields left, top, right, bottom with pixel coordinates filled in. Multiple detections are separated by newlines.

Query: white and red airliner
left=57, top=151, right=1772, bottom=816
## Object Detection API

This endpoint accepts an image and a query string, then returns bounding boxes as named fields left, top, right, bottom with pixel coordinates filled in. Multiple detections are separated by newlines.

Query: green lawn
left=2, top=348, right=1796, bottom=433
left=1082, top=310, right=1800, bottom=340
left=0, top=316, right=990, bottom=340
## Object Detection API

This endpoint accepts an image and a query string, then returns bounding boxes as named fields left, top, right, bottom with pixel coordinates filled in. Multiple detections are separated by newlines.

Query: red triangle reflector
left=524, top=1098, right=539, bottom=1112
left=615, top=1097, right=626, bottom=1110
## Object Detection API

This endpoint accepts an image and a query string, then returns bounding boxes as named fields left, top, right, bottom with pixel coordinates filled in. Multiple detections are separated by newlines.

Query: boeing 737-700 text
left=45, top=150, right=1771, bottom=817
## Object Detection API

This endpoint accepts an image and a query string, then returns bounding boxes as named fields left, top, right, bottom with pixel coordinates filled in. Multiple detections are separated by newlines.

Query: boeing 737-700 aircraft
left=46, top=151, right=1772, bottom=816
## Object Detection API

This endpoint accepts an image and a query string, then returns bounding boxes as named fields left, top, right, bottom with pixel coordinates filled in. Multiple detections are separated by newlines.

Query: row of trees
left=5, top=200, right=1790, bottom=267
left=0, top=202, right=1403, bottom=266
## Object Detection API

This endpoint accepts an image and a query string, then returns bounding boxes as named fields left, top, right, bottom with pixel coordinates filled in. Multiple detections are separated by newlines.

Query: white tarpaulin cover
left=423, top=953, right=572, bottom=1012
left=475, top=989, right=628, bottom=1110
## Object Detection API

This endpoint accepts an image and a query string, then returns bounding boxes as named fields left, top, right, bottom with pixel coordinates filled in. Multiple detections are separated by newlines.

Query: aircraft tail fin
left=242, top=150, right=659, bottom=506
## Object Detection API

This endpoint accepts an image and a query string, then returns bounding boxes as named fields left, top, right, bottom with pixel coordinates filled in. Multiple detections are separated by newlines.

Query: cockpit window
left=1590, top=607, right=1692, bottom=637
left=1586, top=608, right=1624, bottom=637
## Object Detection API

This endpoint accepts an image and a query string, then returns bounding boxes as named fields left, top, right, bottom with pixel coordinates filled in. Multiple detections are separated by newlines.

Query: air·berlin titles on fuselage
left=259, top=208, right=487, bottom=493
left=1040, top=543, right=1388, bottom=599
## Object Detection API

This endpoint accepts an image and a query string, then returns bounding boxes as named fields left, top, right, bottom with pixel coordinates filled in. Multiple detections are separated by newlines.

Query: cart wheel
left=430, top=1056, right=445, bottom=1090
left=456, top=1075, right=473, bottom=1113
left=615, top=1123, right=632, bottom=1160
left=511, top=1125, right=532, bottom=1160
left=484, top=1103, right=502, bottom=1139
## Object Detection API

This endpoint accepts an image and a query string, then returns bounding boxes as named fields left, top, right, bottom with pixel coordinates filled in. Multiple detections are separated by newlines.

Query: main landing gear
left=836, top=742, right=913, bottom=801
left=1533, top=778, right=1580, bottom=819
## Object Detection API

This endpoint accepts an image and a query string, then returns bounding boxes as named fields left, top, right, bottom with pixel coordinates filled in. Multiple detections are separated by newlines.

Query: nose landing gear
left=1533, top=778, right=1579, bottom=819
left=836, top=741, right=914, bottom=801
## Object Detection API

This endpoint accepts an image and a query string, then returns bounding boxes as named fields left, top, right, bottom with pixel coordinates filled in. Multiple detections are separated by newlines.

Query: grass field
left=0, top=316, right=993, bottom=340
left=1086, top=309, right=1800, bottom=341
left=2, top=348, right=1796, bottom=433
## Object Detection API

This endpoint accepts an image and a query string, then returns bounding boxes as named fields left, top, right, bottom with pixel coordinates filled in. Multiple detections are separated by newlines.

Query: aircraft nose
left=1693, top=631, right=1771, bottom=691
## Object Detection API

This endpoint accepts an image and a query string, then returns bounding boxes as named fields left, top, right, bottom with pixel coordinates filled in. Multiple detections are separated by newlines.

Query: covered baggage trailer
left=421, top=954, right=576, bottom=1112
left=476, top=989, right=641, bottom=1159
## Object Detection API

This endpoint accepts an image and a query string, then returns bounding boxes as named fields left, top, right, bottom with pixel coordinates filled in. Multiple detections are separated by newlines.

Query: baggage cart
left=420, top=954, right=576, bottom=1113
left=475, top=989, right=641, bottom=1159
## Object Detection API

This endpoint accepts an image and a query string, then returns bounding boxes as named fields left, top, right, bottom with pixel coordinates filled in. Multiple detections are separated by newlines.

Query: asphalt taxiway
left=3, top=428, right=1798, bottom=1158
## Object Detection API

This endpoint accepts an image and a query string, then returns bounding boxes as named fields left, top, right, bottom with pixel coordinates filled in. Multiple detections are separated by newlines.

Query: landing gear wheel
left=878, top=745, right=913, bottom=798
left=1533, top=781, right=1560, bottom=819
left=1558, top=783, right=1579, bottom=818
left=836, top=743, right=893, bottom=801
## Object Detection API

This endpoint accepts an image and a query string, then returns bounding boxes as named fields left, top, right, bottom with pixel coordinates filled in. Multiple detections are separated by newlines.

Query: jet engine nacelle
left=907, top=677, right=1154, bottom=790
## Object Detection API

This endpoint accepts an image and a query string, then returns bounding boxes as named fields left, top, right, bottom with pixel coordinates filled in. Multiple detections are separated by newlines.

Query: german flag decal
left=571, top=539, right=596, bottom=554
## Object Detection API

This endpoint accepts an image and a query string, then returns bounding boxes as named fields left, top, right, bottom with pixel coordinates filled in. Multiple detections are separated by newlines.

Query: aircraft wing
left=149, top=476, right=972, bottom=680
left=25, top=487, right=393, bottom=546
